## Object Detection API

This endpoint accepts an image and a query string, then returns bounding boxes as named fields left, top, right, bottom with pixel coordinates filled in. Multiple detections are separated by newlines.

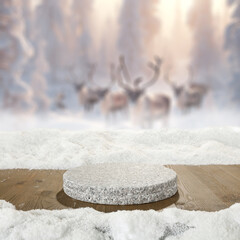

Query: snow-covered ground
left=0, top=127, right=240, bottom=169
left=0, top=128, right=240, bottom=239
left=0, top=200, right=240, bottom=240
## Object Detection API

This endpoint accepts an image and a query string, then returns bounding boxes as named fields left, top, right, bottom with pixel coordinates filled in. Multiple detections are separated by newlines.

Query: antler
left=117, top=65, right=130, bottom=90
left=119, top=55, right=131, bottom=83
left=141, top=56, right=162, bottom=89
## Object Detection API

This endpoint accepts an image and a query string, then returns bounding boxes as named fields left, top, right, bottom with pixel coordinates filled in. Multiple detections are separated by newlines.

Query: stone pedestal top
left=63, top=163, right=177, bottom=205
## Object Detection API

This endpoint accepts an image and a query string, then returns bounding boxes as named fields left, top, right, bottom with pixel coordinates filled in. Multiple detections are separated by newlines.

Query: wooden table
left=0, top=165, right=240, bottom=212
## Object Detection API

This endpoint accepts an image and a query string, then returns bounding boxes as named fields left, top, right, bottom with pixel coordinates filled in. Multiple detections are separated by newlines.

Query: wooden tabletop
left=0, top=165, right=240, bottom=212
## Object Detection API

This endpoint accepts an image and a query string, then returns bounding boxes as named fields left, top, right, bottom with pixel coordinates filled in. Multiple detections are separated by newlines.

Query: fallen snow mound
left=0, top=200, right=239, bottom=240
left=0, top=127, right=240, bottom=169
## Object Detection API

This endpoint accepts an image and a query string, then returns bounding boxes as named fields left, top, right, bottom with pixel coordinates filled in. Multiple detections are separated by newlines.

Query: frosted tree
left=37, top=0, right=70, bottom=82
left=23, top=0, right=50, bottom=111
left=30, top=41, right=50, bottom=110
left=188, top=0, right=220, bottom=85
left=118, top=0, right=144, bottom=77
left=141, top=0, right=160, bottom=58
left=70, top=0, right=94, bottom=82
left=118, top=0, right=160, bottom=78
left=225, top=0, right=240, bottom=105
left=23, top=0, right=95, bottom=108
left=0, top=0, right=35, bottom=112
left=171, top=0, right=186, bottom=61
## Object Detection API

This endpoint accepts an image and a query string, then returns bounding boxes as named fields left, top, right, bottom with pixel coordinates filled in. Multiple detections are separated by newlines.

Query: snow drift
left=0, top=200, right=239, bottom=240
left=0, top=127, right=240, bottom=169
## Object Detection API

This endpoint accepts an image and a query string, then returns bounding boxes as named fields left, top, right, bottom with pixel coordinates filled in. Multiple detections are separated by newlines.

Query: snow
left=0, top=200, right=239, bottom=240
left=0, top=127, right=240, bottom=169
left=0, top=128, right=239, bottom=239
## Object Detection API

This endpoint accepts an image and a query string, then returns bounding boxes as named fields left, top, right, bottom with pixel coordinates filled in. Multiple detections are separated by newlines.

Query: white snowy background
left=1, top=1, right=240, bottom=239
left=0, top=0, right=240, bottom=130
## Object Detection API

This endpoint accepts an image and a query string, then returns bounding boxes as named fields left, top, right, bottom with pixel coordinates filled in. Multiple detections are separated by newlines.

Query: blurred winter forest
left=0, top=0, right=240, bottom=130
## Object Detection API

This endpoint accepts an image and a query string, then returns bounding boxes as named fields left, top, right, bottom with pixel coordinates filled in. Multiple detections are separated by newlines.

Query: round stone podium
left=63, top=163, right=177, bottom=205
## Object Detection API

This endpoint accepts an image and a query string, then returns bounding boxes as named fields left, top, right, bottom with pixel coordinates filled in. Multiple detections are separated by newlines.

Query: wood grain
left=0, top=165, right=239, bottom=212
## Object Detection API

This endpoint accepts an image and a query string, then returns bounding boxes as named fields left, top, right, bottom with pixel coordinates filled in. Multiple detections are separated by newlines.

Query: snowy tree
left=36, top=0, right=70, bottom=82
left=70, top=0, right=94, bottom=82
left=118, top=0, right=143, bottom=77
left=188, top=0, right=221, bottom=85
left=0, top=0, right=35, bottom=112
left=141, top=0, right=160, bottom=58
left=118, top=0, right=160, bottom=77
left=225, top=0, right=240, bottom=105
left=23, top=0, right=50, bottom=111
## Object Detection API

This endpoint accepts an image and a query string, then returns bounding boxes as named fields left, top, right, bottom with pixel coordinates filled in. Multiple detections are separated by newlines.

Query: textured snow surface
left=0, top=200, right=240, bottom=240
left=0, top=127, right=240, bottom=169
